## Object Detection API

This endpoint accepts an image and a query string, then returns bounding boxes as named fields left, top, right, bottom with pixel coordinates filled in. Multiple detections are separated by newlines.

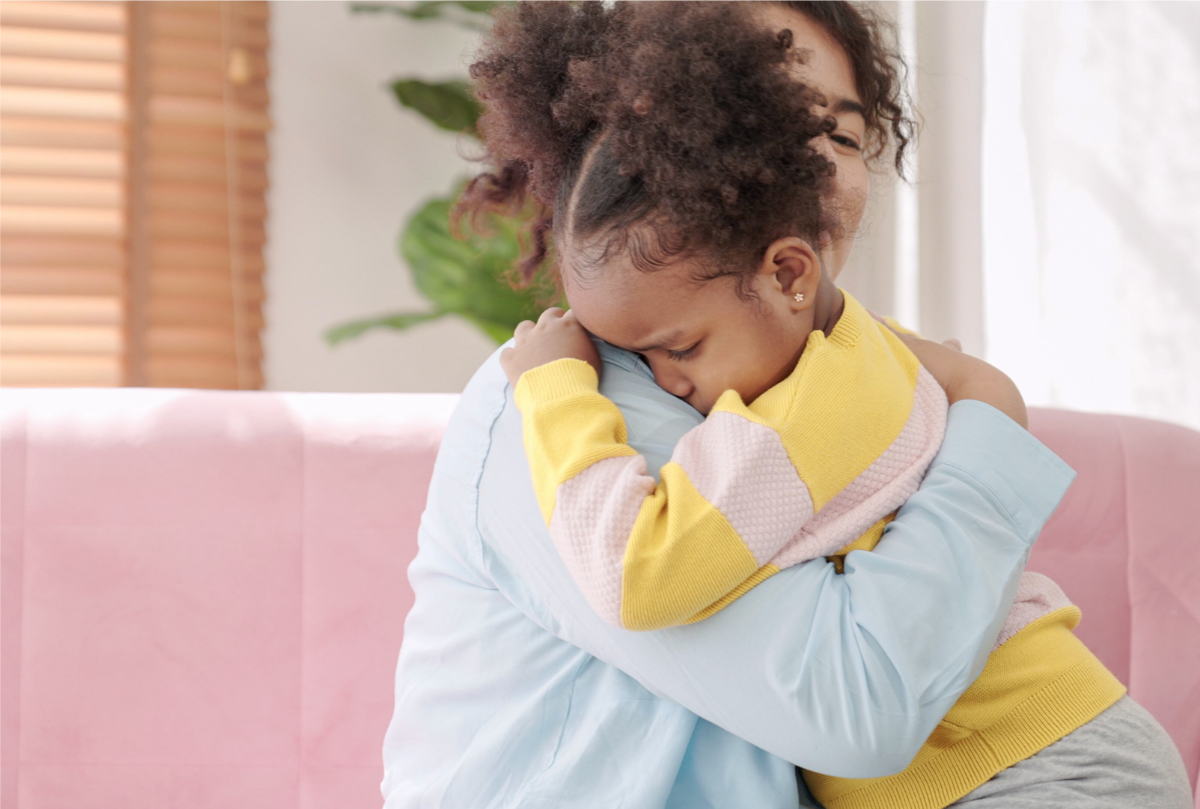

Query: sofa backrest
left=2, top=389, right=1197, bottom=807
left=2, top=390, right=456, bottom=808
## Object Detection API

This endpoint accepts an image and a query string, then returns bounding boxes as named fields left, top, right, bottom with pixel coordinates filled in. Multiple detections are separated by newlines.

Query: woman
left=382, top=4, right=1079, bottom=807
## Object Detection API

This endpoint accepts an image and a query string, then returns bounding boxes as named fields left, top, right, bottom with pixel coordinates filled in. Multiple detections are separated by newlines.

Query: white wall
left=264, top=1, right=496, bottom=393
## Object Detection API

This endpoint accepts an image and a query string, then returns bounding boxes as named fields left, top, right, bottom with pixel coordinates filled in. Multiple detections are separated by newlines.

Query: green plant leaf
left=324, top=310, right=446, bottom=346
left=463, top=315, right=521, bottom=345
left=389, top=79, right=481, bottom=136
left=327, top=186, right=558, bottom=347
left=331, top=1, right=537, bottom=353
left=449, top=1, right=502, bottom=12
left=400, top=191, right=556, bottom=344
left=350, top=2, right=504, bottom=31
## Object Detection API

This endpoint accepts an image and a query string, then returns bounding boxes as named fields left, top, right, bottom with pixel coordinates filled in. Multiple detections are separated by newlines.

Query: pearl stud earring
left=794, top=292, right=805, bottom=303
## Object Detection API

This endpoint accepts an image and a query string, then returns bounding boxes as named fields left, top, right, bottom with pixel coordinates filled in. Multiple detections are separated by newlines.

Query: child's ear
left=760, top=237, right=821, bottom=310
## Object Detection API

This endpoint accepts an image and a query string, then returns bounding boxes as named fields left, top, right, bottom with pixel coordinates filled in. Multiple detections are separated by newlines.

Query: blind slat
left=143, top=82, right=271, bottom=110
left=0, top=117, right=123, bottom=148
left=1, top=295, right=122, bottom=324
left=0, top=235, right=124, bottom=265
left=0, top=2, right=125, bottom=34
left=0, top=26, right=125, bottom=61
left=0, top=55, right=124, bottom=90
left=148, top=40, right=267, bottom=75
left=1, top=145, right=123, bottom=177
left=150, top=67, right=220, bottom=96
left=0, top=204, right=123, bottom=235
left=152, top=13, right=269, bottom=49
left=147, top=325, right=263, bottom=358
left=0, top=355, right=122, bottom=386
left=148, top=158, right=268, bottom=188
left=151, top=243, right=264, bottom=273
left=0, top=85, right=125, bottom=120
left=1, top=266, right=124, bottom=295
left=151, top=188, right=266, bottom=218
left=152, top=272, right=264, bottom=301
left=227, top=2, right=269, bottom=23
left=146, top=356, right=262, bottom=389
left=0, top=324, right=122, bottom=353
left=149, top=214, right=265, bottom=243
left=0, top=176, right=122, bottom=207
left=149, top=301, right=264, bottom=330
left=149, top=97, right=270, bottom=132
left=146, top=131, right=269, bottom=161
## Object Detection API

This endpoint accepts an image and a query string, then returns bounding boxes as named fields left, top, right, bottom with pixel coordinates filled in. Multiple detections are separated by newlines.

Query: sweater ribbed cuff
left=514, top=358, right=600, bottom=413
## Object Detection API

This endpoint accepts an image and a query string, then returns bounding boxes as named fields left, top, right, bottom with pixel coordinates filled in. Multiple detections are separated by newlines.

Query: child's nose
left=651, top=361, right=694, bottom=400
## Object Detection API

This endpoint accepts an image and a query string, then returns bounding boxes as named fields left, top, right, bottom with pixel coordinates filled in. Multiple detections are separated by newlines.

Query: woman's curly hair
left=780, top=2, right=914, bottom=175
left=459, top=1, right=914, bottom=291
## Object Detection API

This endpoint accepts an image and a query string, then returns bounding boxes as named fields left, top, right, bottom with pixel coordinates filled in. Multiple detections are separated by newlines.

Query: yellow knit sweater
left=514, top=292, right=1124, bottom=809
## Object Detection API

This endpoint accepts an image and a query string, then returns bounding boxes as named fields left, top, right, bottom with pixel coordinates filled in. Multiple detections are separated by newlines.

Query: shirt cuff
left=932, top=400, right=1077, bottom=541
left=513, top=358, right=600, bottom=412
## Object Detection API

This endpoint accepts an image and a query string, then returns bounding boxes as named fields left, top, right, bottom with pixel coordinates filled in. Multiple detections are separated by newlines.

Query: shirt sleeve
left=485, top=348, right=1076, bottom=777
left=515, top=358, right=797, bottom=630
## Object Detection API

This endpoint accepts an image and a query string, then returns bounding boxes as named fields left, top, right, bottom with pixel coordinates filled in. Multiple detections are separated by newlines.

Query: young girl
left=469, top=2, right=1193, bottom=807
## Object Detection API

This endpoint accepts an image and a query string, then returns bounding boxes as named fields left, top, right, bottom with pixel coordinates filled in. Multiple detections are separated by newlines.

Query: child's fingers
left=537, top=306, right=565, bottom=325
left=513, top=320, right=535, bottom=342
left=942, top=338, right=963, bottom=352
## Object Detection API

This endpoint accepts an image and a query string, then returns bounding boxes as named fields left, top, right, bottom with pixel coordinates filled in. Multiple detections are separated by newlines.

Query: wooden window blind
left=0, top=0, right=269, bottom=389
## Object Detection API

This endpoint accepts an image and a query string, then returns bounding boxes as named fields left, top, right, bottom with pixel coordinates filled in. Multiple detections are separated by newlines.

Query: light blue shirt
left=382, top=342, right=1076, bottom=808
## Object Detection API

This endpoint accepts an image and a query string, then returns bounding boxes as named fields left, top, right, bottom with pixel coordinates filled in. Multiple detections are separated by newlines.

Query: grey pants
left=950, top=696, right=1193, bottom=808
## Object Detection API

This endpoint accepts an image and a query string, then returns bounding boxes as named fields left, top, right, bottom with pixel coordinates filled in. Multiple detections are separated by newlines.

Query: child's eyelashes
left=830, top=134, right=861, bottom=151
left=667, top=342, right=701, bottom=362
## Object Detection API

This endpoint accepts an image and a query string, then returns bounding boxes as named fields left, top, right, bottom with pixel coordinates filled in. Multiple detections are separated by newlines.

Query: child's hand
left=890, top=332, right=1028, bottom=429
left=501, top=307, right=602, bottom=389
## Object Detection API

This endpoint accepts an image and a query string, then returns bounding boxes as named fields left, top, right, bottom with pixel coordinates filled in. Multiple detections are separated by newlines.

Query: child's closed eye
left=668, top=342, right=701, bottom=361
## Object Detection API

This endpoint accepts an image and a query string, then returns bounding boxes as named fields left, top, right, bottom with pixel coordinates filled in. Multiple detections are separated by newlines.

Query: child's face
left=563, top=6, right=865, bottom=415
left=564, top=239, right=835, bottom=415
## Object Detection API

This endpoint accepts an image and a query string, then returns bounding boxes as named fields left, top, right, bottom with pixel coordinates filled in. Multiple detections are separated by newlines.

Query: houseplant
left=326, top=1, right=557, bottom=348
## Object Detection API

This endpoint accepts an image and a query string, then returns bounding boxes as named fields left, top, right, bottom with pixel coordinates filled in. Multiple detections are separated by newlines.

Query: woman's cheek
left=832, top=155, right=869, bottom=230
left=826, top=156, right=868, bottom=278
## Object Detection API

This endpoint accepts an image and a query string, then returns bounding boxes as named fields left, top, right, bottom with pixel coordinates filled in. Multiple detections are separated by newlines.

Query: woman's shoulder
left=432, top=347, right=510, bottom=485
left=440, top=339, right=706, bottom=484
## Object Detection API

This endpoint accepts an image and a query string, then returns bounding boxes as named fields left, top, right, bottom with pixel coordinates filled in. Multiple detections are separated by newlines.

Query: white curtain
left=847, top=2, right=1200, bottom=432
left=982, top=2, right=1200, bottom=431
left=844, top=2, right=989, bottom=354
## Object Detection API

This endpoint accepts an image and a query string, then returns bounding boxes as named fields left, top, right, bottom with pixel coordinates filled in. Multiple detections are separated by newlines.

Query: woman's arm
left=479, top=344, right=1075, bottom=778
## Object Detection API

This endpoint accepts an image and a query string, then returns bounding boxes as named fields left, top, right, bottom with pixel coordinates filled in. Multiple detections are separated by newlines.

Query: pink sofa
left=2, top=389, right=1198, bottom=808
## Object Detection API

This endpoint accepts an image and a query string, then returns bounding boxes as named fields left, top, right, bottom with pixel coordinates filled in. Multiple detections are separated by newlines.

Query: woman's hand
left=501, top=307, right=602, bottom=389
left=893, top=333, right=1028, bottom=429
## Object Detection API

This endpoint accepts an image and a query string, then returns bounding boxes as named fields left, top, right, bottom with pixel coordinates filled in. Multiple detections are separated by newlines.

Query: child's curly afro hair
left=459, top=1, right=908, bottom=292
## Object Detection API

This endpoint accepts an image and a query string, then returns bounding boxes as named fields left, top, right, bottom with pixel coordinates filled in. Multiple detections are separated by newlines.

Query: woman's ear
left=759, top=236, right=821, bottom=310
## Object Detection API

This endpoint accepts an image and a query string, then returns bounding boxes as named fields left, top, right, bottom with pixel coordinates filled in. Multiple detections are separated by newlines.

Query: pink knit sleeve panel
left=546, top=413, right=813, bottom=625
left=547, top=454, right=655, bottom=627
left=994, top=572, right=1073, bottom=649
left=671, top=411, right=814, bottom=566
left=771, top=366, right=949, bottom=569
